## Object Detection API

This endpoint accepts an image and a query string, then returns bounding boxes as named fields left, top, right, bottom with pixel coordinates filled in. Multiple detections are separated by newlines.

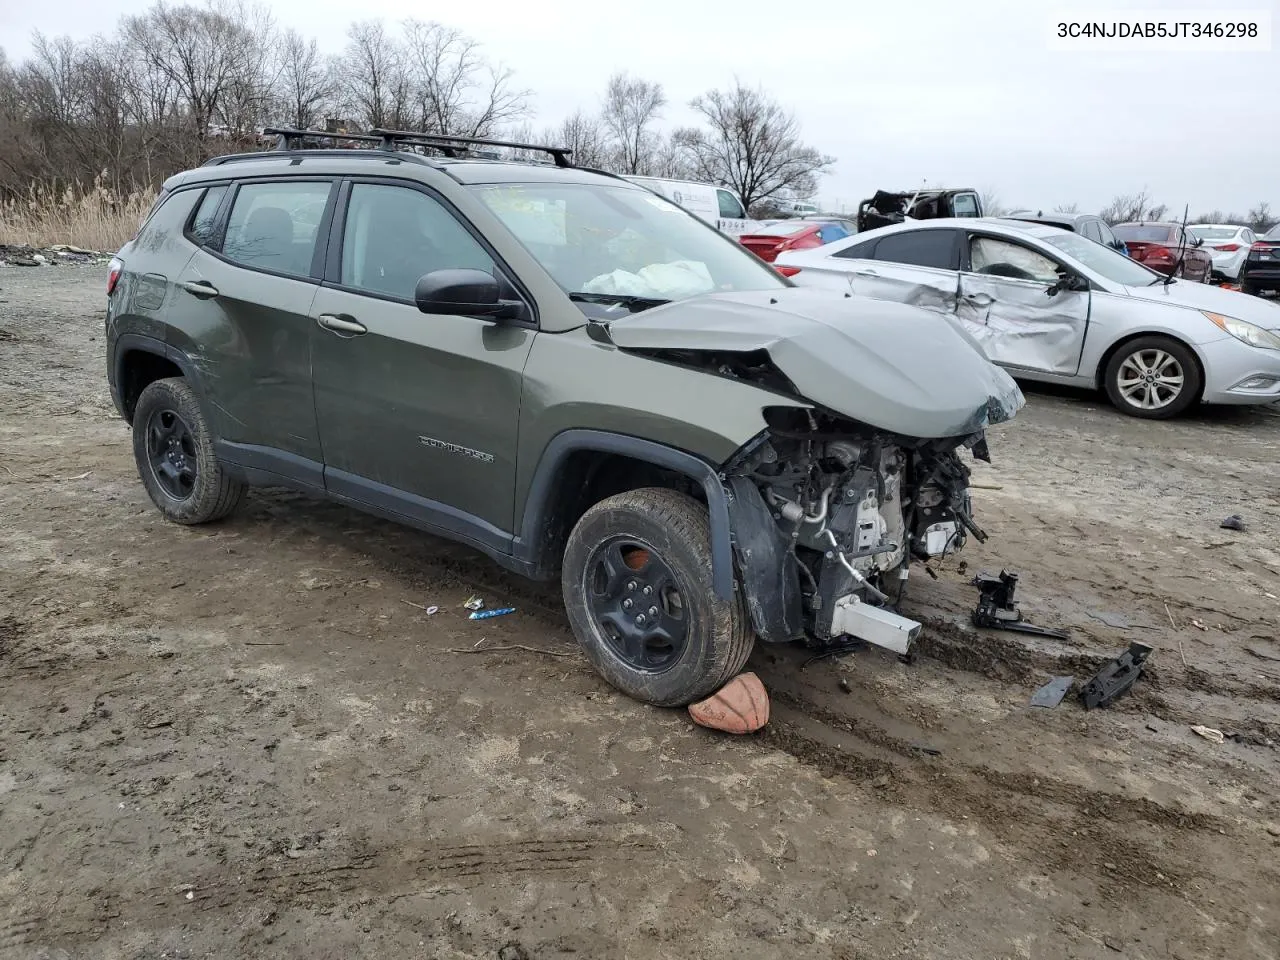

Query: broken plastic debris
left=185, top=891, right=194, bottom=901
left=425, top=605, right=439, bottom=616
left=1031, top=675, right=1073, bottom=709
left=469, top=607, right=515, bottom=621
left=1220, top=514, right=1246, bottom=531
left=1191, top=725, right=1225, bottom=744
left=463, top=596, right=484, bottom=611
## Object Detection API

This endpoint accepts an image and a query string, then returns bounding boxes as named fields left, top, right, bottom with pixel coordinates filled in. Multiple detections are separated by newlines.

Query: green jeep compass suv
left=106, top=128, right=1022, bottom=707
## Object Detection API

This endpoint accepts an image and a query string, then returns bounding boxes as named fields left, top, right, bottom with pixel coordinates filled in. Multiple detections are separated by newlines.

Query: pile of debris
left=0, top=244, right=111, bottom=267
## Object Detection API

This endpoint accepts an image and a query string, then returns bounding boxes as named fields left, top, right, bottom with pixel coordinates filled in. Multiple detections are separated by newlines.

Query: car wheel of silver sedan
left=1103, top=336, right=1202, bottom=419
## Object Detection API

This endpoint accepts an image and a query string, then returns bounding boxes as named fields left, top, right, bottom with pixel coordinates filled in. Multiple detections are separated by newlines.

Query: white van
left=621, top=175, right=766, bottom=236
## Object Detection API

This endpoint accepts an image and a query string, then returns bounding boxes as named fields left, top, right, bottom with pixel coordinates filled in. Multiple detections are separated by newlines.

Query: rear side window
left=717, top=189, right=746, bottom=219
left=952, top=193, right=980, bottom=217
left=222, top=181, right=333, bottom=278
left=1080, top=220, right=1100, bottom=242
left=188, top=186, right=228, bottom=247
left=833, top=238, right=878, bottom=260
left=871, top=230, right=959, bottom=269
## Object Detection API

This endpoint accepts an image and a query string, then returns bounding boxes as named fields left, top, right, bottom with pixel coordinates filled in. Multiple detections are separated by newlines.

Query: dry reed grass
left=0, top=176, right=155, bottom=252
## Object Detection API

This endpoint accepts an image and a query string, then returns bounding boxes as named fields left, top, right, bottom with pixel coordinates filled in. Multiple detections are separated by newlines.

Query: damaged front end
left=725, top=407, right=988, bottom=656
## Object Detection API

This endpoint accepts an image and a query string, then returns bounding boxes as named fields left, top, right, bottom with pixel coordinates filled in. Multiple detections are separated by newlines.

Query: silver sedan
left=777, top=218, right=1280, bottom=418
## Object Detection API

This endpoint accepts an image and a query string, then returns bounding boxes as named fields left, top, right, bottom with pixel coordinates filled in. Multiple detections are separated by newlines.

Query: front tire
left=132, top=377, right=245, bottom=524
left=562, top=488, right=754, bottom=707
left=1103, top=336, right=1201, bottom=419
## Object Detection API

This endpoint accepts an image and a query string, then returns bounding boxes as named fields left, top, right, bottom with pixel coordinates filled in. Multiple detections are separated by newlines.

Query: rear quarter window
left=131, top=189, right=204, bottom=256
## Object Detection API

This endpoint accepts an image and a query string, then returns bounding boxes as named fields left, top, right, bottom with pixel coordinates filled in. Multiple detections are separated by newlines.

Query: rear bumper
left=1241, top=263, right=1280, bottom=288
left=1209, top=250, right=1246, bottom=278
left=1199, top=336, right=1280, bottom=404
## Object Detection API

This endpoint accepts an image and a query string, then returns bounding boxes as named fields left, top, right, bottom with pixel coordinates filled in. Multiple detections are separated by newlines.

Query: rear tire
left=132, top=377, right=245, bottom=524
left=562, top=488, right=754, bottom=707
left=1103, top=336, right=1201, bottom=420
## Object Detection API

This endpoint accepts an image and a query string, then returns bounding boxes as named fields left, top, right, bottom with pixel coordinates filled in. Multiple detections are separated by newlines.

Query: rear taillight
left=1251, top=242, right=1273, bottom=251
left=1145, top=245, right=1172, bottom=260
left=775, top=265, right=801, bottom=277
left=106, top=257, right=123, bottom=296
left=1214, top=243, right=1241, bottom=252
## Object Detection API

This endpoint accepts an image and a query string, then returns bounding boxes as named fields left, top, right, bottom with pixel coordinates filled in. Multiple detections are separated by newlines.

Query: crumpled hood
left=1122, top=280, right=1280, bottom=329
left=605, top=287, right=1025, bottom=439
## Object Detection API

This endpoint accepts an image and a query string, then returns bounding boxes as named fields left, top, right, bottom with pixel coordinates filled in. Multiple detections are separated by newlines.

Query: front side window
left=871, top=230, right=958, bottom=269
left=472, top=182, right=785, bottom=305
left=1097, top=222, right=1120, bottom=248
left=969, top=236, right=1059, bottom=283
left=1079, top=221, right=1100, bottom=242
left=222, top=181, right=333, bottom=277
left=340, top=184, right=495, bottom=301
left=951, top=193, right=980, bottom=217
left=717, top=189, right=746, bottom=219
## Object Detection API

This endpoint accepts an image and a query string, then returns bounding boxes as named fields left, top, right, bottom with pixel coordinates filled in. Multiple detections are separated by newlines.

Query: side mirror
left=1192, top=236, right=1204, bottom=248
left=1047, top=271, right=1088, bottom=297
left=414, top=268, right=521, bottom=321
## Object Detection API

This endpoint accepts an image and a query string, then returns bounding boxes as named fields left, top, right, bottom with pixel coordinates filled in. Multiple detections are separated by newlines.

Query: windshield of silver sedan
left=471, top=182, right=786, bottom=308
left=1042, top=232, right=1163, bottom=286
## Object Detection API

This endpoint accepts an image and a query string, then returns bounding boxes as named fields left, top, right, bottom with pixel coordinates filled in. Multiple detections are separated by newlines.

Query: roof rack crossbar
left=367, top=128, right=574, bottom=167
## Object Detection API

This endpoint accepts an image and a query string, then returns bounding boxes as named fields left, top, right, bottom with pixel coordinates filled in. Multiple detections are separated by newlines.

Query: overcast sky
left=2, top=0, right=1276, bottom=215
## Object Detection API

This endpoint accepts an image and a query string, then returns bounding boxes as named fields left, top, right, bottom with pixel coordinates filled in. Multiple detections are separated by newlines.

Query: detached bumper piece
left=971, top=570, right=1068, bottom=640
left=1080, top=642, right=1153, bottom=710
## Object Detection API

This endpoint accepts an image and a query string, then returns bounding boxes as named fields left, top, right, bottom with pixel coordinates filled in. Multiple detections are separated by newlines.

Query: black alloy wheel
left=585, top=536, right=688, bottom=672
left=145, top=407, right=199, bottom=501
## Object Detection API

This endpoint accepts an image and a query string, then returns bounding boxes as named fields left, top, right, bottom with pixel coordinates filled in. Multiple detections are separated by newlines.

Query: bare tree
left=120, top=1, right=273, bottom=152
left=1054, top=202, right=1080, bottom=214
left=1099, top=190, right=1168, bottom=225
left=1247, top=201, right=1277, bottom=233
left=601, top=72, right=665, bottom=175
left=543, top=110, right=610, bottom=168
left=273, top=29, right=332, bottom=130
left=978, top=189, right=1007, bottom=217
left=400, top=20, right=529, bottom=138
left=676, top=80, right=831, bottom=209
left=339, top=20, right=406, bottom=130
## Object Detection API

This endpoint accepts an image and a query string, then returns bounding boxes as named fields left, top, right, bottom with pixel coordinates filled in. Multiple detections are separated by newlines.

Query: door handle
left=179, top=280, right=219, bottom=299
left=852, top=268, right=879, bottom=277
left=316, top=313, right=368, bottom=336
left=964, top=293, right=994, bottom=307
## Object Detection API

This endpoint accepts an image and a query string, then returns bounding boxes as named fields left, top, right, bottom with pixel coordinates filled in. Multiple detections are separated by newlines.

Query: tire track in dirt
left=5, top=835, right=658, bottom=948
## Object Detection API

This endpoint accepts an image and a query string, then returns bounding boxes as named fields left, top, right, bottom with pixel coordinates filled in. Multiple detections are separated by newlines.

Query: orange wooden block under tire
left=687, top=672, right=770, bottom=734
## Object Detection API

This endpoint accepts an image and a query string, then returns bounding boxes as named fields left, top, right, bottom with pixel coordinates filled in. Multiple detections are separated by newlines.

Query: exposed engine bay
left=725, top=407, right=988, bottom=656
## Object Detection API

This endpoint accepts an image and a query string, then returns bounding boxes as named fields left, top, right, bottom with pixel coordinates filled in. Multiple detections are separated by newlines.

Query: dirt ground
left=1, top=265, right=1278, bottom=960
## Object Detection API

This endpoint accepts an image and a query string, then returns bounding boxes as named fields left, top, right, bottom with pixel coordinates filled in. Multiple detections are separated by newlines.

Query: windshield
left=1113, top=224, right=1175, bottom=243
left=1189, top=225, right=1239, bottom=240
left=1041, top=232, right=1162, bottom=286
left=1266, top=224, right=1280, bottom=240
left=471, top=182, right=786, bottom=304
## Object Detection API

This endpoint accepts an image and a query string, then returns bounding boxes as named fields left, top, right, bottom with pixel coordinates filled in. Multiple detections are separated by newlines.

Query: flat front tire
left=562, top=488, right=754, bottom=707
left=132, top=377, right=245, bottom=524
left=1103, top=336, right=1201, bottom=420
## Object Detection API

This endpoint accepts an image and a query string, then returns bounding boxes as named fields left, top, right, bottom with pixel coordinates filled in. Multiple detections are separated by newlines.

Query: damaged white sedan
left=778, top=218, right=1280, bottom=419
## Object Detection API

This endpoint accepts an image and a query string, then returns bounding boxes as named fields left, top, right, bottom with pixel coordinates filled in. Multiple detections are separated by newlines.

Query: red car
left=1112, top=222, right=1213, bottom=283
left=739, top=219, right=857, bottom=271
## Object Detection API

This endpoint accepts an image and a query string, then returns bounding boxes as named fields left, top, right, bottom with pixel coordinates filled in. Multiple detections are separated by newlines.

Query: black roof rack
left=366, top=129, right=574, bottom=167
